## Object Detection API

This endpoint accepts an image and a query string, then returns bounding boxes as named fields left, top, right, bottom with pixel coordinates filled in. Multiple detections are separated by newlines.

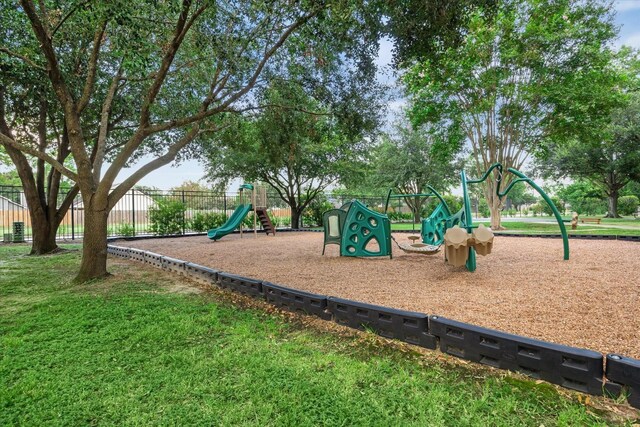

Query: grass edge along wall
left=107, top=242, right=640, bottom=411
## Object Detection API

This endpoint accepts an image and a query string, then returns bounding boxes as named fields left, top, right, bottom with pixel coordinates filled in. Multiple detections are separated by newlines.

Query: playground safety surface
left=115, top=232, right=640, bottom=359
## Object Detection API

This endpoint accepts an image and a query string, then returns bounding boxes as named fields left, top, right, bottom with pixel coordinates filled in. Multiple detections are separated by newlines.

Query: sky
left=99, top=1, right=640, bottom=189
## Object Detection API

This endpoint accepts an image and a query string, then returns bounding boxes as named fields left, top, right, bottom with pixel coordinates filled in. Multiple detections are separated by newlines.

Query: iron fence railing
left=0, top=186, right=430, bottom=240
left=1, top=185, right=399, bottom=241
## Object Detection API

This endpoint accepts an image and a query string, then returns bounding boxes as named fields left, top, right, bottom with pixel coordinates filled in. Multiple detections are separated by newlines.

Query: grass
left=390, top=217, right=640, bottom=236
left=0, top=244, right=634, bottom=426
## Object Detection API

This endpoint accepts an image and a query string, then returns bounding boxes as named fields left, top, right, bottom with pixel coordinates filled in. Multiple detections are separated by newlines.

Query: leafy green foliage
left=618, top=196, right=639, bottom=216
left=538, top=76, right=640, bottom=217
left=149, top=200, right=186, bottom=235
left=540, top=196, right=565, bottom=217
left=557, top=181, right=607, bottom=216
left=365, top=116, right=464, bottom=221
left=190, top=212, right=227, bottom=233
left=0, top=245, right=615, bottom=425
left=302, top=194, right=334, bottom=227
left=403, top=0, right=621, bottom=227
left=205, top=80, right=378, bottom=228
left=385, top=0, right=498, bottom=66
left=115, top=223, right=135, bottom=237
left=505, top=183, right=537, bottom=210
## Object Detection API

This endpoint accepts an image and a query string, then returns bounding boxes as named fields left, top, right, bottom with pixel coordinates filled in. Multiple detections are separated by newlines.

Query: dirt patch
left=114, top=232, right=640, bottom=359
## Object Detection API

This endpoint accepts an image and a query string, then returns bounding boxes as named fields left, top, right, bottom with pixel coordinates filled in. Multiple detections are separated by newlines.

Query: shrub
left=541, top=196, right=564, bottom=216
left=190, top=212, right=227, bottom=232
left=618, top=195, right=639, bottom=216
left=149, top=200, right=186, bottom=235
left=116, top=223, right=135, bottom=237
left=531, top=203, right=544, bottom=217
left=302, top=195, right=334, bottom=227
left=273, top=215, right=291, bottom=227
left=242, top=212, right=256, bottom=229
left=442, top=194, right=463, bottom=214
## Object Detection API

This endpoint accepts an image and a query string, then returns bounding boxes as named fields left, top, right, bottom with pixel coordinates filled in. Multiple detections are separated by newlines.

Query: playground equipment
left=207, top=183, right=275, bottom=241
left=323, top=163, right=568, bottom=272
left=322, top=200, right=392, bottom=258
left=412, top=163, right=569, bottom=271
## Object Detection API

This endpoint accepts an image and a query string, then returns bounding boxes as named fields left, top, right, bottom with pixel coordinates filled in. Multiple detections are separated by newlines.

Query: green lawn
left=0, top=245, right=632, bottom=426
left=390, top=218, right=640, bottom=236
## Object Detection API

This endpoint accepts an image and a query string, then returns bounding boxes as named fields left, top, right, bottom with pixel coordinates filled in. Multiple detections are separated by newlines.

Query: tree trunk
left=30, top=216, right=59, bottom=254
left=484, top=179, right=505, bottom=230
left=606, top=191, right=620, bottom=218
left=489, top=203, right=503, bottom=229
left=413, top=208, right=421, bottom=224
left=75, top=207, right=109, bottom=282
left=291, top=208, right=301, bottom=229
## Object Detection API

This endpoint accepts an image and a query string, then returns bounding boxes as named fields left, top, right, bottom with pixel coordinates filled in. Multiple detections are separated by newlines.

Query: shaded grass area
left=0, top=245, right=629, bottom=426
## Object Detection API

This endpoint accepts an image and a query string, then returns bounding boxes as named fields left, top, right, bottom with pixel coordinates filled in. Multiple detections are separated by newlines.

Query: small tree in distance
left=204, top=81, right=380, bottom=229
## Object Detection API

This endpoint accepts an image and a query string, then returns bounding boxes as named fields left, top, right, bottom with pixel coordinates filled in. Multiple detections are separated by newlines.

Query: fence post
left=223, top=194, right=227, bottom=217
left=182, top=190, right=186, bottom=234
left=131, top=189, right=136, bottom=236
left=71, top=194, right=75, bottom=240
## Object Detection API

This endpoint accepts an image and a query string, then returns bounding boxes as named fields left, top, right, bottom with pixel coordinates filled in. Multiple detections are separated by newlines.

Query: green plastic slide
left=207, top=203, right=252, bottom=241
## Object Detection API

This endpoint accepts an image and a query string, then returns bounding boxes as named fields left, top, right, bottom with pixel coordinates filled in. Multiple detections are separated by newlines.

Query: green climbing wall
left=421, top=202, right=451, bottom=245
left=340, top=200, right=392, bottom=258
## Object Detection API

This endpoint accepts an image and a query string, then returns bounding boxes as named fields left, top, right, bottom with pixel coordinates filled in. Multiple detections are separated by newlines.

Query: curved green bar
left=503, top=168, right=569, bottom=260
left=460, top=170, right=476, bottom=272
left=207, top=203, right=252, bottom=241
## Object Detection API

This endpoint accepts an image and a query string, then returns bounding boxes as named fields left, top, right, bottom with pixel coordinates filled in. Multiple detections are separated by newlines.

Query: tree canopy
left=403, top=0, right=621, bottom=228
left=204, top=80, right=379, bottom=228
left=366, top=115, right=464, bottom=221
left=0, top=0, right=385, bottom=280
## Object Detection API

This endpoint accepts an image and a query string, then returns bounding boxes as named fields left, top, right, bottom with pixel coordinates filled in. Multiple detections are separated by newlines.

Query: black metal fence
left=0, top=185, right=390, bottom=241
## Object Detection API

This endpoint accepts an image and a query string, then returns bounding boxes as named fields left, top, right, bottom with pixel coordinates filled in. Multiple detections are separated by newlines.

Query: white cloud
left=622, top=32, right=640, bottom=48
left=615, top=0, right=640, bottom=12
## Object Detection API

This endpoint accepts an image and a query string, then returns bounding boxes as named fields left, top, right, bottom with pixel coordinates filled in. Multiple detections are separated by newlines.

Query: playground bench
left=581, top=218, right=601, bottom=224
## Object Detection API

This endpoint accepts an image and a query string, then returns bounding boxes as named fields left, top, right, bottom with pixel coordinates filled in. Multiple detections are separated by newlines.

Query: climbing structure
left=322, top=200, right=392, bottom=258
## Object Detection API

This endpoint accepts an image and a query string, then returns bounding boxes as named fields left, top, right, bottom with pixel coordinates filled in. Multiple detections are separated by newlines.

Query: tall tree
left=370, top=116, right=463, bottom=221
left=0, top=4, right=85, bottom=254
left=204, top=80, right=378, bottom=228
left=0, top=0, right=381, bottom=281
left=403, top=0, right=621, bottom=228
left=539, top=90, right=640, bottom=217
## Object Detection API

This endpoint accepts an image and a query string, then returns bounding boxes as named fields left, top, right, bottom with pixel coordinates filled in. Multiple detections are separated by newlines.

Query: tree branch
left=77, top=20, right=107, bottom=113
left=93, top=67, right=122, bottom=181
left=0, top=133, right=78, bottom=181
left=0, top=46, right=46, bottom=71
left=107, top=126, right=200, bottom=209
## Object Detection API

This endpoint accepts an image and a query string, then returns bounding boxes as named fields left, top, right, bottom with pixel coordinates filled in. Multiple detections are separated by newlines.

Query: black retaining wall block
left=129, top=248, right=145, bottom=262
left=262, top=282, right=331, bottom=320
left=606, top=354, right=640, bottom=409
left=217, top=272, right=263, bottom=297
left=618, top=235, right=640, bottom=242
left=184, top=263, right=218, bottom=284
left=327, top=297, right=437, bottom=349
left=429, top=316, right=604, bottom=394
left=144, top=251, right=163, bottom=268
left=161, top=256, right=185, bottom=274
